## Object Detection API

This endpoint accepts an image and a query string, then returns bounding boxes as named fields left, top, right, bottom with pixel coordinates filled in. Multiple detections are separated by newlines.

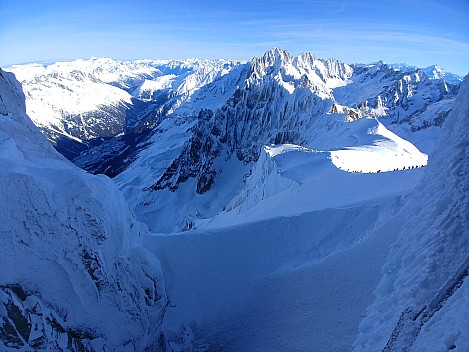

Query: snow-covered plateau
left=1, top=48, right=468, bottom=351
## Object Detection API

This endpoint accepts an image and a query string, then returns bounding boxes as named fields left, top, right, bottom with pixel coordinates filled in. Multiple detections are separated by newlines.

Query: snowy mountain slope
left=133, top=59, right=242, bottom=109
left=5, top=49, right=461, bottom=235
left=5, top=58, right=241, bottom=150
left=208, top=124, right=427, bottom=229
left=140, top=112, right=428, bottom=350
left=10, top=57, right=163, bottom=90
left=72, top=130, right=155, bottom=177
left=131, top=76, right=467, bottom=352
left=144, top=48, right=457, bottom=195
left=387, top=63, right=462, bottom=85
left=146, top=48, right=354, bottom=196
left=7, top=62, right=137, bottom=141
left=353, top=75, right=469, bottom=351
left=1, top=48, right=466, bottom=352
left=0, top=70, right=167, bottom=350
left=333, top=62, right=459, bottom=133
left=3, top=58, right=242, bottom=166
left=5, top=49, right=459, bottom=183
left=115, top=48, right=437, bottom=233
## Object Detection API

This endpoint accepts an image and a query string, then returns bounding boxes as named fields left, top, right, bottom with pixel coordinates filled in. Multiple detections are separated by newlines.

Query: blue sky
left=1, top=0, right=468, bottom=75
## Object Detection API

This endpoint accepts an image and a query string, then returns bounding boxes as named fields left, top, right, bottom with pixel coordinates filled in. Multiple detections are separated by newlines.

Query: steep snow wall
left=0, top=70, right=167, bottom=351
left=354, top=75, right=469, bottom=351
left=147, top=200, right=403, bottom=351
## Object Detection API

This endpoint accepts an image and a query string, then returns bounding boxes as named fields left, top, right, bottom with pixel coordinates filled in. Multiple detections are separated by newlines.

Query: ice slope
left=0, top=70, right=167, bottom=350
left=353, top=75, right=469, bottom=351
left=329, top=117, right=428, bottom=173
left=146, top=202, right=402, bottom=351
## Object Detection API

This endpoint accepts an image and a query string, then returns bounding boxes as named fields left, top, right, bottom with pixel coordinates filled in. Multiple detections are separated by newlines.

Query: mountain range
left=1, top=48, right=468, bottom=351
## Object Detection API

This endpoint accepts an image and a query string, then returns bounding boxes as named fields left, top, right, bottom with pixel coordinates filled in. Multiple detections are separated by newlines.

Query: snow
left=116, top=110, right=428, bottom=233
left=330, top=117, right=428, bottom=173
left=128, top=88, right=430, bottom=350
left=0, top=69, right=166, bottom=351
left=116, top=59, right=465, bottom=351
left=128, top=75, right=467, bottom=351
left=5, top=62, right=134, bottom=141
left=353, top=75, right=469, bottom=351
left=116, top=117, right=196, bottom=204
left=199, top=115, right=426, bottom=229
left=113, top=49, right=438, bottom=236
left=5, top=57, right=242, bottom=143
left=146, top=198, right=401, bottom=351
left=249, top=48, right=353, bottom=100
left=410, top=278, right=469, bottom=351
left=137, top=123, right=429, bottom=348
left=2, top=49, right=467, bottom=351
left=133, top=75, right=177, bottom=98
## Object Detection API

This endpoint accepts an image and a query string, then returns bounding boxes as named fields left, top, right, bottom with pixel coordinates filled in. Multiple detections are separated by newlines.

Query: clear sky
left=1, top=0, right=468, bottom=75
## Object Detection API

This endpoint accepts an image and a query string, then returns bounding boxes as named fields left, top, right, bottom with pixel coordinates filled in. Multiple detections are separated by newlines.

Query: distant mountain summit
left=5, top=49, right=461, bottom=233
left=5, top=48, right=461, bottom=231
left=6, top=58, right=241, bottom=158
left=5, top=49, right=460, bottom=162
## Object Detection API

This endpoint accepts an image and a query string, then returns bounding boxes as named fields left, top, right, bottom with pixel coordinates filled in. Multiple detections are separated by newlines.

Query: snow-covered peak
left=5, top=62, right=135, bottom=143
left=5, top=57, right=242, bottom=145
left=295, top=51, right=316, bottom=66
left=420, top=64, right=462, bottom=84
left=259, top=47, right=293, bottom=66
left=375, top=62, right=462, bottom=84
left=247, top=48, right=352, bottom=97
left=9, top=57, right=163, bottom=90
left=111, top=49, right=458, bottom=233
left=249, top=48, right=293, bottom=80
